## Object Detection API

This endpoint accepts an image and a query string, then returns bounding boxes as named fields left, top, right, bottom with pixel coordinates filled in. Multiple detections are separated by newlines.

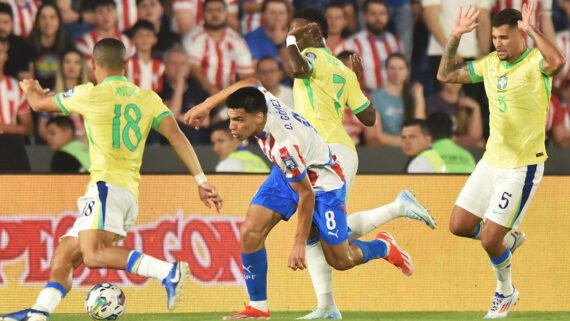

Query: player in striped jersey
left=491, top=0, right=555, bottom=46
left=1, top=0, right=39, bottom=37
left=114, top=0, right=137, bottom=32
left=125, top=20, right=164, bottom=93
left=0, top=37, right=32, bottom=136
left=346, top=0, right=403, bottom=91
left=171, top=0, right=238, bottom=36
left=437, top=4, right=565, bottom=319
left=325, top=4, right=349, bottom=57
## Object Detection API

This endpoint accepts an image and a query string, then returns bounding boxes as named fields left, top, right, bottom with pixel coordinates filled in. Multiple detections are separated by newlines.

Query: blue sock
left=350, top=239, right=388, bottom=264
left=469, top=221, right=484, bottom=240
left=242, top=248, right=268, bottom=301
left=126, top=250, right=143, bottom=274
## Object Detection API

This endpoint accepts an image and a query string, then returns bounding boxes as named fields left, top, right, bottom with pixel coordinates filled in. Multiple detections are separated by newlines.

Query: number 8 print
left=325, top=210, right=336, bottom=230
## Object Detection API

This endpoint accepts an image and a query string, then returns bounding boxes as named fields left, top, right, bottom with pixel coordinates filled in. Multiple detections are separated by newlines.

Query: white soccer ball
left=85, top=283, right=126, bottom=320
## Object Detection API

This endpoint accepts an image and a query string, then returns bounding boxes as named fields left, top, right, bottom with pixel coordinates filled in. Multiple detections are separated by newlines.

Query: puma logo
left=327, top=230, right=339, bottom=238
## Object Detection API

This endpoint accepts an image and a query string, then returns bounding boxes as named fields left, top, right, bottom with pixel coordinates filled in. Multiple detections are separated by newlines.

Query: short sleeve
left=466, top=57, right=486, bottom=83
left=274, top=145, right=307, bottom=182
left=532, top=49, right=551, bottom=77
left=301, top=47, right=322, bottom=80
left=345, top=70, right=370, bottom=114
left=150, top=93, right=174, bottom=130
left=235, top=38, right=254, bottom=73
left=55, top=83, right=94, bottom=116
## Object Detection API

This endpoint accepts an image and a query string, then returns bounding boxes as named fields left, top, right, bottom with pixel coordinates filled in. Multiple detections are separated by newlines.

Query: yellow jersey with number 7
left=293, top=47, right=370, bottom=151
left=467, top=48, right=551, bottom=168
left=55, top=76, right=173, bottom=199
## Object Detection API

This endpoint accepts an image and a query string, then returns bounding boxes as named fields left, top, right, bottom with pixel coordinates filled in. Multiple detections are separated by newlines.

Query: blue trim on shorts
left=509, top=164, right=536, bottom=228
left=96, top=181, right=109, bottom=230
left=288, top=169, right=307, bottom=182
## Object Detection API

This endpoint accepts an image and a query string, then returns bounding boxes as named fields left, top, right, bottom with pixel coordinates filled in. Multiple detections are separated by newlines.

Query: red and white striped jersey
left=76, top=30, right=134, bottom=60
left=554, top=30, right=570, bottom=90
left=492, top=0, right=552, bottom=48
left=125, top=55, right=165, bottom=93
left=346, top=30, right=402, bottom=91
left=240, top=0, right=292, bottom=35
left=0, top=75, right=29, bottom=125
left=546, top=94, right=569, bottom=134
left=254, top=85, right=345, bottom=191
left=183, top=25, right=253, bottom=89
left=171, top=0, right=238, bottom=34
left=342, top=107, right=364, bottom=145
left=2, top=0, right=40, bottom=38
left=114, top=0, right=137, bottom=32
left=327, top=38, right=349, bottom=57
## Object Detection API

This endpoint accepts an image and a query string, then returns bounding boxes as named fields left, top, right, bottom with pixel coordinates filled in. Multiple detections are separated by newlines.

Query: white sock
left=491, top=250, right=513, bottom=296
left=127, top=251, right=173, bottom=281
left=306, top=242, right=336, bottom=310
left=32, top=288, right=63, bottom=314
left=249, top=300, right=268, bottom=312
left=347, top=201, right=401, bottom=239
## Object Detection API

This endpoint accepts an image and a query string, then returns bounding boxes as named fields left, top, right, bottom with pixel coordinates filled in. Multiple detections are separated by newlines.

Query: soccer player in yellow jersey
left=438, top=4, right=565, bottom=319
left=0, top=39, right=223, bottom=321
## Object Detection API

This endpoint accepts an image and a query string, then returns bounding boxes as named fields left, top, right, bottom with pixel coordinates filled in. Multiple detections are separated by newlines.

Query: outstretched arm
left=437, top=5, right=480, bottom=83
left=519, top=2, right=565, bottom=76
left=19, top=79, right=60, bottom=113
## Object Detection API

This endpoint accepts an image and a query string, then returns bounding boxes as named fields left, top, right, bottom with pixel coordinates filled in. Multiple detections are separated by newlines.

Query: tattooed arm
left=437, top=5, right=480, bottom=84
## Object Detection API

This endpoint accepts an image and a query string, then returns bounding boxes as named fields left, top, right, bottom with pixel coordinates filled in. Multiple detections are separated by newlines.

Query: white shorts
left=455, top=160, right=544, bottom=229
left=63, top=182, right=138, bottom=239
left=328, top=143, right=358, bottom=193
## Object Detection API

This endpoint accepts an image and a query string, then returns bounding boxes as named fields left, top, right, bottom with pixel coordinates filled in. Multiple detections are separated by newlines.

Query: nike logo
left=169, top=264, right=181, bottom=283
left=328, top=230, right=339, bottom=238
left=492, top=210, right=506, bottom=215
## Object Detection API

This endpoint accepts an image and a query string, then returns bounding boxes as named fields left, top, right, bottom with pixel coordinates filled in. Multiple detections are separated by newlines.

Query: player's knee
left=480, top=234, right=503, bottom=253
left=81, top=250, right=104, bottom=269
left=239, top=223, right=264, bottom=251
left=326, top=256, right=355, bottom=271
left=449, top=219, right=471, bottom=237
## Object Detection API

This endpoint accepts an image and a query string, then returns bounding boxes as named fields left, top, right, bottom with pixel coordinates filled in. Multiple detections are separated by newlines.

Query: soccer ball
left=85, top=283, right=126, bottom=320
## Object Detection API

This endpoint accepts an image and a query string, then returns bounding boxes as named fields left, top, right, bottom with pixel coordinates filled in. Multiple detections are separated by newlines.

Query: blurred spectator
left=171, top=0, right=239, bottom=36
left=385, top=0, right=414, bottom=62
left=554, top=1, right=570, bottom=91
left=2, top=0, right=40, bottom=37
left=369, top=52, right=424, bottom=146
left=56, top=0, right=79, bottom=26
left=210, top=120, right=270, bottom=172
left=38, top=49, right=88, bottom=142
left=426, top=112, right=476, bottom=173
left=401, top=118, right=447, bottom=173
left=0, top=2, right=34, bottom=79
left=27, top=3, right=75, bottom=90
left=56, top=0, right=94, bottom=40
left=160, top=46, right=211, bottom=144
left=346, top=0, right=403, bottom=92
left=0, top=37, right=33, bottom=138
left=183, top=0, right=254, bottom=95
left=125, top=20, right=164, bottom=92
left=244, top=0, right=289, bottom=65
left=547, top=88, right=570, bottom=147
left=76, top=0, right=133, bottom=61
left=137, top=0, right=179, bottom=58
left=114, top=0, right=137, bottom=32
left=325, top=4, right=349, bottom=56
left=45, top=116, right=90, bottom=172
left=256, top=56, right=293, bottom=107
left=491, top=0, right=555, bottom=45
left=425, top=81, right=483, bottom=147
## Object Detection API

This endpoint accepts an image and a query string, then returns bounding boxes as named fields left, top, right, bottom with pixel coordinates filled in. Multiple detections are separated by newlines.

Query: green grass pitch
left=51, top=312, right=570, bottom=321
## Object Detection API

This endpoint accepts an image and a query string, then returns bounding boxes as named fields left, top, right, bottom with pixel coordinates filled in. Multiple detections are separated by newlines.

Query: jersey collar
left=502, top=49, right=530, bottom=69
left=102, top=75, right=128, bottom=84
left=317, top=47, right=333, bottom=55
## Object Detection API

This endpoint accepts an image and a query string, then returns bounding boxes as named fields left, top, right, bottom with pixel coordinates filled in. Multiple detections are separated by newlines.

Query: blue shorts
left=251, top=165, right=348, bottom=245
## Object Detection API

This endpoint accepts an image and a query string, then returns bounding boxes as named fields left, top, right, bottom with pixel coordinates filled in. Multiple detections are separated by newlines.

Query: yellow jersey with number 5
left=293, top=47, right=370, bottom=151
left=467, top=48, right=551, bottom=168
left=55, top=76, right=173, bottom=199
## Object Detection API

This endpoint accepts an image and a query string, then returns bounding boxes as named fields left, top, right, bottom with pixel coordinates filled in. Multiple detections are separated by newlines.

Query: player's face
left=227, top=108, right=264, bottom=141
left=257, top=59, right=282, bottom=89
left=263, top=2, right=288, bottom=30
left=211, top=130, right=240, bottom=159
left=492, top=25, right=524, bottom=61
left=95, top=5, right=117, bottom=30
left=386, top=56, right=408, bottom=86
left=203, top=2, right=228, bottom=30
left=0, top=13, right=13, bottom=38
left=62, top=52, right=83, bottom=81
left=45, top=123, right=73, bottom=151
left=364, top=3, right=389, bottom=35
left=133, top=29, right=157, bottom=52
left=401, top=125, right=431, bottom=157
left=38, top=5, right=60, bottom=37
left=325, top=7, right=347, bottom=35
left=137, top=0, right=163, bottom=23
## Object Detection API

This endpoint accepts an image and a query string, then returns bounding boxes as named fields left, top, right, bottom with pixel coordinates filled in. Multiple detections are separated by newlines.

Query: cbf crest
left=497, top=76, right=508, bottom=90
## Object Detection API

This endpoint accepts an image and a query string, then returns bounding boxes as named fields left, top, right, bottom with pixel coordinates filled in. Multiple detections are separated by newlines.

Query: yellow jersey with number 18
left=55, top=76, right=173, bottom=199
left=467, top=48, right=551, bottom=168
left=293, top=47, right=370, bottom=151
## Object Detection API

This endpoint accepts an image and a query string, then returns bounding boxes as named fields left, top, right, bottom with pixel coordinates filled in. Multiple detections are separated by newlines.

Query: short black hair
left=492, top=8, right=522, bottom=28
left=0, top=3, right=13, bottom=18
left=293, top=9, right=329, bottom=39
left=426, top=112, right=453, bottom=141
left=336, top=50, right=355, bottom=62
left=126, top=19, right=157, bottom=37
left=402, top=118, right=430, bottom=136
left=204, top=0, right=226, bottom=10
left=261, top=0, right=288, bottom=13
left=210, top=119, right=232, bottom=136
left=226, top=87, right=268, bottom=115
left=47, top=116, right=75, bottom=133
left=94, top=0, right=116, bottom=10
left=325, top=3, right=345, bottom=13
left=363, top=0, right=387, bottom=13
left=257, top=55, right=281, bottom=70
left=93, top=38, right=127, bottom=71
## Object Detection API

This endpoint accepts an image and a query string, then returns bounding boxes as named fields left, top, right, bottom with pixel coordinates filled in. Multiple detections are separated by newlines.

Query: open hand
left=349, top=53, right=364, bottom=79
left=287, top=241, right=307, bottom=271
left=451, top=5, right=481, bottom=38
left=288, top=22, right=322, bottom=49
left=518, top=1, right=535, bottom=32
left=184, top=103, right=211, bottom=129
left=198, top=182, right=223, bottom=213
left=19, top=79, right=49, bottom=96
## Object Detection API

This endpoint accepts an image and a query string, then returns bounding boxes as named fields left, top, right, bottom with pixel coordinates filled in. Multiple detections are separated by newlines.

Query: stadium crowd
left=1, top=0, right=570, bottom=173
